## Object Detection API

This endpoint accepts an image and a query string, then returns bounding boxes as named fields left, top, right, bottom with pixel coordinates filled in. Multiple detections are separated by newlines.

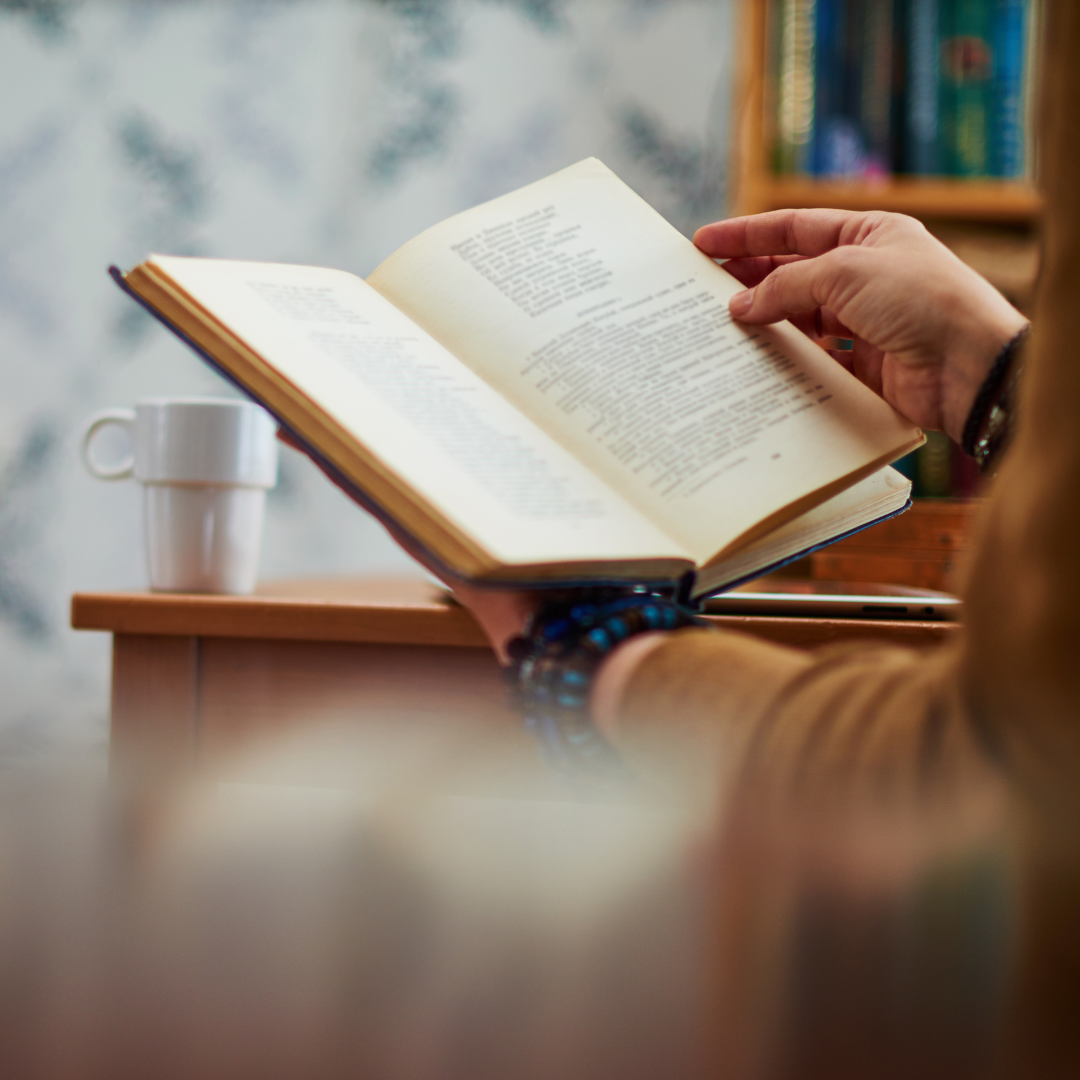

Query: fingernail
left=730, top=288, right=754, bottom=316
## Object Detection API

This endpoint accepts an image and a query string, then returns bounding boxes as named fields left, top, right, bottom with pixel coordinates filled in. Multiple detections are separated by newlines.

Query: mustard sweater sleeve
left=616, top=628, right=986, bottom=793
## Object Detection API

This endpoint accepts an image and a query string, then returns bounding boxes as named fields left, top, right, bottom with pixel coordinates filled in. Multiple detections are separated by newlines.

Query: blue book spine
left=811, top=0, right=841, bottom=175
left=990, top=0, right=1028, bottom=178
left=813, top=0, right=873, bottom=176
left=905, top=0, right=942, bottom=173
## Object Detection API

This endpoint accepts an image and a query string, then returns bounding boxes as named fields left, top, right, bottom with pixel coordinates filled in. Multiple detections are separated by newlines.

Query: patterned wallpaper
left=0, top=0, right=735, bottom=766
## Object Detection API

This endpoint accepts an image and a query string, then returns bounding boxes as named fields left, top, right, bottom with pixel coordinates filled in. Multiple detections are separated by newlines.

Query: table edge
left=72, top=592, right=959, bottom=650
left=71, top=591, right=491, bottom=648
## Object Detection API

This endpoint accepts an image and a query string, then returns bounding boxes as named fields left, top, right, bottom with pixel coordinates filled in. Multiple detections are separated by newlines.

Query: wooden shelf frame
left=732, top=0, right=1043, bottom=223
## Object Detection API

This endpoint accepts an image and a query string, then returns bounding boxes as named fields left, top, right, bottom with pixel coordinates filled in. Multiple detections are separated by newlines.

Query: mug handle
left=81, top=408, right=137, bottom=480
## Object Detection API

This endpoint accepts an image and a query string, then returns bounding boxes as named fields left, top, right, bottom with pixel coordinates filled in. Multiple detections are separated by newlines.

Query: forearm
left=590, top=627, right=812, bottom=785
left=592, top=625, right=978, bottom=794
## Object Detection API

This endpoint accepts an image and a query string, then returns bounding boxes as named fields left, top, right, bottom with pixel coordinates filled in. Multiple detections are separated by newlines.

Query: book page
left=148, top=256, right=687, bottom=571
left=368, top=159, right=921, bottom=563
left=692, top=467, right=912, bottom=597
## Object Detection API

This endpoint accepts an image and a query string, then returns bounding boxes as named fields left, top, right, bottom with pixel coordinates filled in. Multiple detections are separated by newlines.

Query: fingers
left=759, top=303, right=855, bottom=342
left=695, top=208, right=869, bottom=259
left=448, top=582, right=540, bottom=664
left=827, top=341, right=885, bottom=396
left=722, top=252, right=855, bottom=341
left=819, top=307, right=855, bottom=339
left=789, top=310, right=821, bottom=338
left=850, top=337, right=885, bottom=397
left=722, top=253, right=806, bottom=288
left=828, top=349, right=856, bottom=374
left=828, top=340, right=884, bottom=397
left=728, top=254, right=837, bottom=323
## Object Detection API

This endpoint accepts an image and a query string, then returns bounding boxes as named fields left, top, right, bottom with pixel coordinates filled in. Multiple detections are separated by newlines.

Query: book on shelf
left=990, top=0, right=1030, bottom=176
left=941, top=0, right=997, bottom=176
left=772, top=0, right=818, bottom=174
left=112, top=159, right=921, bottom=600
left=906, top=0, right=945, bottom=173
left=772, top=0, right=1040, bottom=182
left=811, top=0, right=900, bottom=178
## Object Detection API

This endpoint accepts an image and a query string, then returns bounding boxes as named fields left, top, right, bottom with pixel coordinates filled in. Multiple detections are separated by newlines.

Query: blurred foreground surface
left=0, top=714, right=1077, bottom=1079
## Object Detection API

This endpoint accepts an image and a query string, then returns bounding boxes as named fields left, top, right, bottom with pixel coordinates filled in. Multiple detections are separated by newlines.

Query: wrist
left=961, top=326, right=1028, bottom=473
left=508, top=592, right=706, bottom=783
left=941, top=304, right=1028, bottom=443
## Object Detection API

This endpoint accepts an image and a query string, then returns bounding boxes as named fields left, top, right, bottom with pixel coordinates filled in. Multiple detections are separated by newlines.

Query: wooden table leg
left=110, top=633, right=200, bottom=777
left=109, top=634, right=522, bottom=781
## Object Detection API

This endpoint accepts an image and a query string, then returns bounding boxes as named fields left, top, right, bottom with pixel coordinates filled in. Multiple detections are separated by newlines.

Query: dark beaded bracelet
left=961, top=325, right=1029, bottom=474
left=507, top=589, right=708, bottom=785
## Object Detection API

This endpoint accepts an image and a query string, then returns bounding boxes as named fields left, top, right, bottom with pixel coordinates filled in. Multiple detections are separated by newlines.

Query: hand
left=444, top=580, right=539, bottom=665
left=694, top=209, right=1029, bottom=443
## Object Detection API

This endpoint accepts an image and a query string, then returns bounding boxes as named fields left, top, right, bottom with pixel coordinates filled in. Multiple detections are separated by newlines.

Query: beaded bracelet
left=961, top=325, right=1029, bottom=475
left=507, top=589, right=708, bottom=785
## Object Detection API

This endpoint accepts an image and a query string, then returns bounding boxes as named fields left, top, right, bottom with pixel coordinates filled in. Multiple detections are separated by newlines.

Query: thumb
left=729, top=252, right=843, bottom=325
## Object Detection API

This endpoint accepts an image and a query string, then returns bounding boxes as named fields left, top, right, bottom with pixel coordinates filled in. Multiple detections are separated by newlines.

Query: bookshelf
left=732, top=0, right=1044, bottom=224
left=739, top=175, right=1042, bottom=221
left=729, top=0, right=1041, bottom=513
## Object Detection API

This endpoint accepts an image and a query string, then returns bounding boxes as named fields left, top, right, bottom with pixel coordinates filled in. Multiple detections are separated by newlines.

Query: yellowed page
left=692, top=467, right=912, bottom=597
left=149, top=255, right=686, bottom=571
left=368, top=158, right=921, bottom=564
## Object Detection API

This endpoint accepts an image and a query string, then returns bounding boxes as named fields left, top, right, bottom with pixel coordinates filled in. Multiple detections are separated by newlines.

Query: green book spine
left=914, top=431, right=955, bottom=497
left=941, top=0, right=994, bottom=176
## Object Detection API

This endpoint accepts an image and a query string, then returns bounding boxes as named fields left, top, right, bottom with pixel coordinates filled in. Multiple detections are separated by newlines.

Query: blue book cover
left=990, top=0, right=1028, bottom=178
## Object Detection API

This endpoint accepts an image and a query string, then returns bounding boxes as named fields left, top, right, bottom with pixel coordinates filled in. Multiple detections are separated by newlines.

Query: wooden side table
left=71, top=577, right=959, bottom=776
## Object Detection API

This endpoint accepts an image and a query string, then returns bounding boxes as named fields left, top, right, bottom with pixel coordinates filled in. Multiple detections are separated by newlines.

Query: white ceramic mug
left=81, top=398, right=278, bottom=594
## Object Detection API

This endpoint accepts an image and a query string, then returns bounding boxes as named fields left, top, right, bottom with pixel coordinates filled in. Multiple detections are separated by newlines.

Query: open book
left=112, top=158, right=922, bottom=599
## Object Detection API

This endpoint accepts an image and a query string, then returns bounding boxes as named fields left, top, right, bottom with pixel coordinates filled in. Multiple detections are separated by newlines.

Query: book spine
left=811, top=0, right=837, bottom=174
left=941, top=0, right=994, bottom=176
left=905, top=0, right=943, bottom=173
left=841, top=0, right=868, bottom=172
left=914, top=430, right=954, bottom=497
left=1022, top=0, right=1043, bottom=181
left=860, top=0, right=896, bottom=177
left=775, top=0, right=818, bottom=174
left=813, top=0, right=868, bottom=176
left=990, top=0, right=1028, bottom=178
left=772, top=0, right=795, bottom=174
left=890, top=0, right=909, bottom=173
